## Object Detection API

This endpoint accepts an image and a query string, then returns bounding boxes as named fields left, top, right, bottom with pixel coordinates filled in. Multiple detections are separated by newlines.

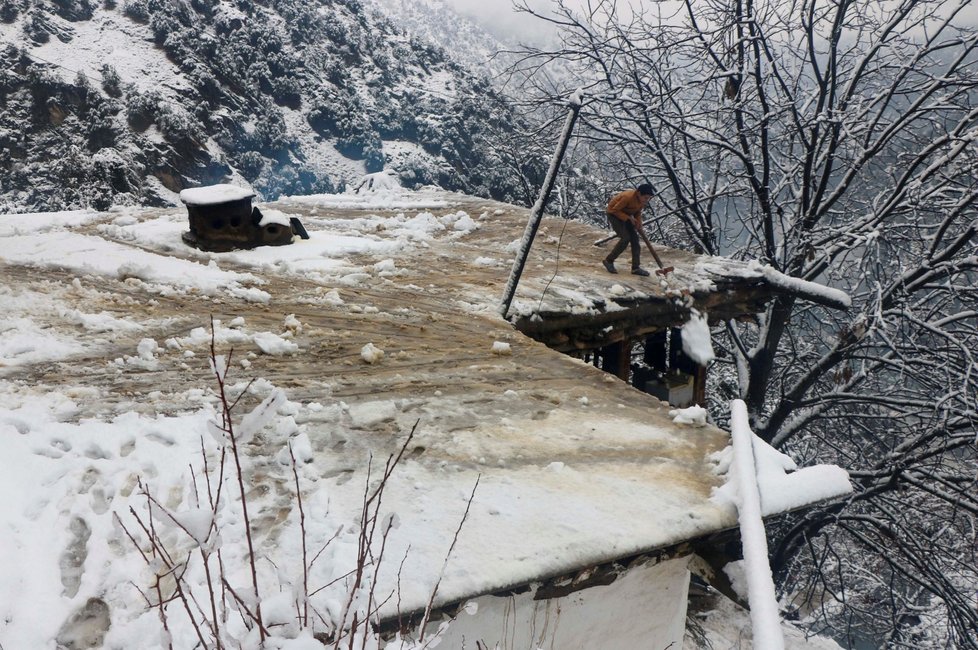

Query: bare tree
left=513, top=0, right=978, bottom=646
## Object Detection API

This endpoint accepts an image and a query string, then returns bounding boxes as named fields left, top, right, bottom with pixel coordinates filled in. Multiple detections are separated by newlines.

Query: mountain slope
left=369, top=0, right=512, bottom=74
left=0, top=0, right=533, bottom=211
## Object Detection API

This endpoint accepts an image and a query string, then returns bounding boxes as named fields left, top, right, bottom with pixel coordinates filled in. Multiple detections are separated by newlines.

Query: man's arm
left=607, top=191, right=637, bottom=222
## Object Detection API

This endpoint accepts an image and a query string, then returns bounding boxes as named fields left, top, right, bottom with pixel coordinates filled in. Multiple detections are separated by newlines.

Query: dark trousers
left=606, top=216, right=640, bottom=269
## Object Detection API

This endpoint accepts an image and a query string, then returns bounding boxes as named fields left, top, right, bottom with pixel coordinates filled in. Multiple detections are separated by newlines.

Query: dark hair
left=637, top=183, right=655, bottom=196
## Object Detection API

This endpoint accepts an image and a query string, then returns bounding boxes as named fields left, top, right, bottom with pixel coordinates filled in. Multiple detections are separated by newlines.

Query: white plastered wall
left=421, top=555, right=691, bottom=650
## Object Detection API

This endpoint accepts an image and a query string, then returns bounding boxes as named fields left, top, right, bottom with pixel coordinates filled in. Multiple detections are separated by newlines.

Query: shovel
left=636, top=226, right=674, bottom=276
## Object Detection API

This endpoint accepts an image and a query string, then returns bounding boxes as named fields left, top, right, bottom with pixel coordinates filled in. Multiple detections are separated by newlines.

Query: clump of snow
left=57, top=308, right=142, bottom=335
left=374, top=259, right=397, bottom=274
left=253, top=332, right=299, bottom=356
left=176, top=321, right=251, bottom=349
left=670, top=405, right=708, bottom=426
left=723, top=559, right=749, bottom=601
left=283, top=314, right=302, bottom=335
left=225, top=285, right=272, bottom=304
left=136, top=338, right=160, bottom=361
left=116, top=261, right=154, bottom=282
left=681, top=310, right=715, bottom=366
left=490, top=341, right=512, bottom=355
left=443, top=211, right=478, bottom=232
left=361, top=342, right=385, bottom=364
left=711, top=415, right=853, bottom=517
left=353, top=171, right=402, bottom=194
left=321, top=289, right=344, bottom=305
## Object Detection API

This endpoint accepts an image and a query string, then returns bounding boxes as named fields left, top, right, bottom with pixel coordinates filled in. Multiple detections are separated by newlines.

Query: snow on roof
left=697, top=259, right=851, bottom=311
left=179, top=183, right=256, bottom=206
left=256, top=207, right=293, bottom=228
left=0, top=188, right=851, bottom=646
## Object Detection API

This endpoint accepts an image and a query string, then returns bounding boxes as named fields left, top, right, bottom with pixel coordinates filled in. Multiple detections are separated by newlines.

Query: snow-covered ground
left=0, top=182, right=851, bottom=649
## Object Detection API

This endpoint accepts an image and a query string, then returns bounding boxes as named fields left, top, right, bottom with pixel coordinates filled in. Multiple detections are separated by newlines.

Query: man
left=602, top=183, right=655, bottom=276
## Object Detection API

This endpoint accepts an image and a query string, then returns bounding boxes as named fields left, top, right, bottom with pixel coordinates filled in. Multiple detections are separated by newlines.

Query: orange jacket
left=606, top=189, right=645, bottom=225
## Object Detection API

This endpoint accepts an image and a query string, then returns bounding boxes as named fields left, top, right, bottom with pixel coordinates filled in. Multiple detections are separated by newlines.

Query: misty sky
left=441, top=0, right=978, bottom=41
left=441, top=0, right=572, bottom=42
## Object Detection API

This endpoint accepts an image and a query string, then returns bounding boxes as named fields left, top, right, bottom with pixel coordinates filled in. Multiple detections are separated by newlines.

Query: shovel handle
left=636, top=225, right=666, bottom=270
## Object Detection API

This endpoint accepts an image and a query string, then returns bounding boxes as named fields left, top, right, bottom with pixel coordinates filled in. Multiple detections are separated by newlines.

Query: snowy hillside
left=369, top=0, right=574, bottom=93
left=368, top=0, right=518, bottom=75
left=369, top=0, right=494, bottom=66
left=0, top=0, right=535, bottom=212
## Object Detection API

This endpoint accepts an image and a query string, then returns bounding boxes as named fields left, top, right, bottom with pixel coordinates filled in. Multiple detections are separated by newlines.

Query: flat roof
left=0, top=189, right=845, bottom=630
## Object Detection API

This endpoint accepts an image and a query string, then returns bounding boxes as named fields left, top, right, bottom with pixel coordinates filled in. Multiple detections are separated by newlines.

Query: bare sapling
left=207, top=319, right=266, bottom=643
left=119, top=319, right=477, bottom=648
left=116, top=320, right=270, bottom=648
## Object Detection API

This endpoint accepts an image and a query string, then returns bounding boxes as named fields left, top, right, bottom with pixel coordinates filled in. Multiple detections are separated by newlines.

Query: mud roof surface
left=0, top=189, right=832, bottom=630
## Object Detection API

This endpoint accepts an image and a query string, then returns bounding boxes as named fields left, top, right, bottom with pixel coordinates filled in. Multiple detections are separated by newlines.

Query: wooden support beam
left=693, top=365, right=707, bottom=406
left=600, top=339, right=633, bottom=382
left=644, top=330, right=668, bottom=372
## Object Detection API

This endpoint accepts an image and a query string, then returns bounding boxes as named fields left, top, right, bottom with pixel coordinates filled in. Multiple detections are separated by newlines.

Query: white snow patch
left=670, top=405, right=708, bottom=426
left=257, top=208, right=293, bottom=227
left=354, top=171, right=402, bottom=194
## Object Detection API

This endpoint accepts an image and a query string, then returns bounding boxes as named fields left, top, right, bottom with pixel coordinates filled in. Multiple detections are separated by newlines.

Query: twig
left=210, top=321, right=265, bottom=642
left=222, top=578, right=270, bottom=638
left=197, top=438, right=225, bottom=649
left=418, top=476, right=481, bottom=642
left=289, top=441, right=310, bottom=628
left=307, top=522, right=342, bottom=575
left=309, top=568, right=358, bottom=598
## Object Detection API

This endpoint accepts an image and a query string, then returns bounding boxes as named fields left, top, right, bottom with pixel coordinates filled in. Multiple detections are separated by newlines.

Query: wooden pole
left=499, top=91, right=583, bottom=319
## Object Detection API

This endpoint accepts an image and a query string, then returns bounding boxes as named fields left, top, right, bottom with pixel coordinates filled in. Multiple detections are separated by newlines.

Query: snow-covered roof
left=0, top=188, right=851, bottom=646
left=179, top=183, right=256, bottom=206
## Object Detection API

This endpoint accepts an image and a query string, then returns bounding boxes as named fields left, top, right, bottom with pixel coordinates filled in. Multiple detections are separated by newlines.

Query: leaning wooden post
left=499, top=90, right=583, bottom=319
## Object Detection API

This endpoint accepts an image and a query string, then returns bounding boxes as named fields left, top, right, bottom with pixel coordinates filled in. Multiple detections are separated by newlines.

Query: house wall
left=419, top=556, right=691, bottom=650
